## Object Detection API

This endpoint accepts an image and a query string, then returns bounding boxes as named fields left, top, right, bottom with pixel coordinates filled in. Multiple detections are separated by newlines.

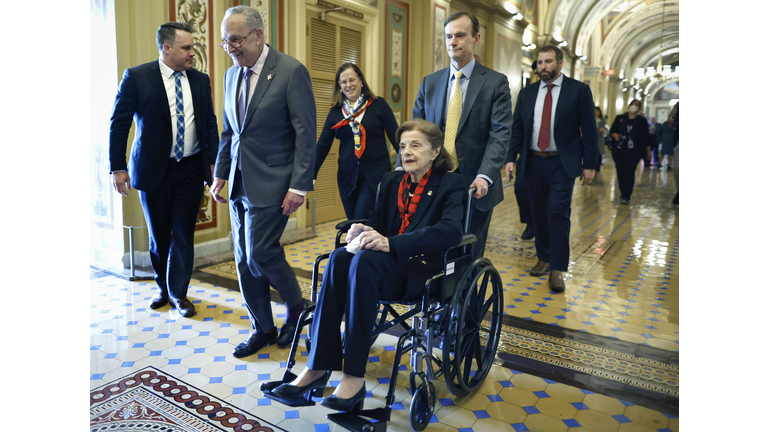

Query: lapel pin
left=267, top=74, right=272, bottom=81
left=427, top=190, right=433, bottom=196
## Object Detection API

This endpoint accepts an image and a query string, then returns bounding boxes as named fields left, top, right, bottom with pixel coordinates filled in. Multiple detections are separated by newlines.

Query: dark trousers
left=341, top=170, right=377, bottom=220
left=525, top=154, right=575, bottom=271
left=139, top=152, right=204, bottom=301
left=469, top=206, right=493, bottom=260
left=454, top=167, right=493, bottom=260
left=514, top=171, right=532, bottom=224
left=229, top=169, right=303, bottom=333
left=611, top=149, right=642, bottom=200
left=307, top=248, right=406, bottom=377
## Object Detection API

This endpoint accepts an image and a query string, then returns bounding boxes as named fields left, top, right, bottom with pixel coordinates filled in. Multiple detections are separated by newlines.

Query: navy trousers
left=611, top=149, right=642, bottom=200
left=525, top=153, right=575, bottom=271
left=229, top=169, right=303, bottom=333
left=307, top=248, right=407, bottom=378
left=139, top=152, right=204, bottom=301
left=341, top=169, right=378, bottom=220
left=514, top=169, right=532, bottom=225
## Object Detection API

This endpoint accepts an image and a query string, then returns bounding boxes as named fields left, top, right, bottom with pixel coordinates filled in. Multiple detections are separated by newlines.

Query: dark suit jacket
left=315, top=97, right=399, bottom=199
left=214, top=45, right=316, bottom=206
left=367, top=171, right=466, bottom=301
left=507, top=75, right=598, bottom=179
left=412, top=63, right=512, bottom=212
left=109, top=60, right=219, bottom=192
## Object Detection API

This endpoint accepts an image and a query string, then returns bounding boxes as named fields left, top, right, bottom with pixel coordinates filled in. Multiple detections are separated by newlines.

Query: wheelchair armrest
left=335, top=219, right=368, bottom=232
left=457, top=233, right=477, bottom=247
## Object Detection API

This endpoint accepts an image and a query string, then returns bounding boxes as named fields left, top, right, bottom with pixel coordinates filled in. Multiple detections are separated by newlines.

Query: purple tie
left=238, top=67, right=252, bottom=128
left=237, top=68, right=252, bottom=169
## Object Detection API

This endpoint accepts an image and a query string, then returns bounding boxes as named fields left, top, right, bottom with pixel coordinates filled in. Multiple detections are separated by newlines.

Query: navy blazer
left=109, top=60, right=219, bottom=192
left=507, top=75, right=598, bottom=179
left=412, top=63, right=512, bottom=212
left=367, top=171, right=466, bottom=301
left=314, top=97, right=399, bottom=199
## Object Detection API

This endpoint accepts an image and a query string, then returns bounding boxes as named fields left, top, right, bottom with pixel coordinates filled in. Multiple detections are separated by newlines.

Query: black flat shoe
left=232, top=328, right=278, bottom=358
left=321, top=384, right=366, bottom=412
left=271, top=371, right=330, bottom=399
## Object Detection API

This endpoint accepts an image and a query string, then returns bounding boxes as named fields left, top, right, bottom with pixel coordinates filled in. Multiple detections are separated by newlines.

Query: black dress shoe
left=170, top=297, right=195, bottom=317
left=321, top=384, right=366, bottom=412
left=233, top=328, right=277, bottom=358
left=620, top=198, right=630, bottom=205
left=277, top=300, right=307, bottom=348
left=271, top=371, right=330, bottom=399
left=149, top=290, right=168, bottom=309
left=521, top=225, right=534, bottom=240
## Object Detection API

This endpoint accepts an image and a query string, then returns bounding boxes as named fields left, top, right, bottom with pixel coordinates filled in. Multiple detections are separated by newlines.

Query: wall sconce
left=522, top=43, right=537, bottom=51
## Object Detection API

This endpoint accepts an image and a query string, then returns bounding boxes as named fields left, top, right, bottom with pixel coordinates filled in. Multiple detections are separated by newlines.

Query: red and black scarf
left=397, top=168, right=432, bottom=234
left=330, top=96, right=374, bottom=158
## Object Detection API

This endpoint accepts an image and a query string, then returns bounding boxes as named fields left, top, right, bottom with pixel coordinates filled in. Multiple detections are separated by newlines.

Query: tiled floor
left=90, top=158, right=680, bottom=431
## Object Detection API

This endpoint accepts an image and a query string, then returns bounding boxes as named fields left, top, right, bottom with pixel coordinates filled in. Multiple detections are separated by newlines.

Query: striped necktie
left=172, top=71, right=184, bottom=161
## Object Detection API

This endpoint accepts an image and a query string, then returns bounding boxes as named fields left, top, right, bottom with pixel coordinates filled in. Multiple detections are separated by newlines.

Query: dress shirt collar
left=247, top=44, right=270, bottom=76
left=158, top=58, right=188, bottom=79
left=539, top=72, right=564, bottom=90
left=450, top=57, right=476, bottom=80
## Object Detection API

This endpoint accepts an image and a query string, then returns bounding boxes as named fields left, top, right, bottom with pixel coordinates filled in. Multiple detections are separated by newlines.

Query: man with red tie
left=504, top=45, right=598, bottom=293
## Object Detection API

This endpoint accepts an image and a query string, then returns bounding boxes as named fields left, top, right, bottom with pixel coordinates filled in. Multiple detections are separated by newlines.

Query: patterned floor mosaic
left=90, top=367, right=285, bottom=432
left=91, top=158, right=680, bottom=431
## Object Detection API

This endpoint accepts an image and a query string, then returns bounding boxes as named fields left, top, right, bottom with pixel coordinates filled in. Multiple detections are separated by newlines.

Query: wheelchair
left=260, top=187, right=504, bottom=432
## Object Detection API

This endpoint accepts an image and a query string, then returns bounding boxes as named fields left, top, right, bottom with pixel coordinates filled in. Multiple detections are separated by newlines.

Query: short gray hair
left=224, top=5, right=264, bottom=30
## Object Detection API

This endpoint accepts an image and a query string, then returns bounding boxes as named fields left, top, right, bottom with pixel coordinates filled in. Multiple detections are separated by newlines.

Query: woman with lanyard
left=609, top=99, right=652, bottom=205
left=314, top=63, right=399, bottom=219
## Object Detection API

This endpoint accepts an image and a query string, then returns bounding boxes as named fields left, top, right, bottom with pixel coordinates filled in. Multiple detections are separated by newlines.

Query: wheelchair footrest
left=327, top=407, right=390, bottom=432
left=262, top=388, right=319, bottom=407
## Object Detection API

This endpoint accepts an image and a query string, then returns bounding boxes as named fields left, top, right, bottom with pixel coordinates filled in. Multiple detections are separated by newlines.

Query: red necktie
left=538, top=84, right=554, bottom=151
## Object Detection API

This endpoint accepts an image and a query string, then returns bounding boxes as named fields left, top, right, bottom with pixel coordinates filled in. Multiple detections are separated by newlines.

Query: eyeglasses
left=338, top=77, right=359, bottom=87
left=219, top=28, right=257, bottom=50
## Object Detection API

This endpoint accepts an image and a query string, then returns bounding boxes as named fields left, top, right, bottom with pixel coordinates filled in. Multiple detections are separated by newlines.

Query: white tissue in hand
left=345, top=235, right=363, bottom=254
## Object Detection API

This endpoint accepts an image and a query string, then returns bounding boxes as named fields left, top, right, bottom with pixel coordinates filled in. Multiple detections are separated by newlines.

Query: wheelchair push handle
left=465, top=186, right=477, bottom=234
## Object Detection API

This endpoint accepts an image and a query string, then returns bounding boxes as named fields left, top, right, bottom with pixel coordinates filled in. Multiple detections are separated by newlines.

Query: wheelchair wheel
left=409, top=381, right=436, bottom=431
left=442, top=259, right=504, bottom=397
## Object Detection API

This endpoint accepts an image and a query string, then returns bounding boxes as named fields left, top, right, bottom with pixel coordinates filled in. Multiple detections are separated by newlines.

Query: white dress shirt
left=158, top=58, right=199, bottom=158
left=530, top=73, right=565, bottom=152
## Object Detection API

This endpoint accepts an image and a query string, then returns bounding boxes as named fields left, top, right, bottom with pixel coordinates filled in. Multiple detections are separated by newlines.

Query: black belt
left=530, top=150, right=558, bottom=157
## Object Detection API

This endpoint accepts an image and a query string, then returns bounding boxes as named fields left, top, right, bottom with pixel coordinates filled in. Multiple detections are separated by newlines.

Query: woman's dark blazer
left=314, top=97, right=399, bottom=198
left=367, top=170, right=466, bottom=301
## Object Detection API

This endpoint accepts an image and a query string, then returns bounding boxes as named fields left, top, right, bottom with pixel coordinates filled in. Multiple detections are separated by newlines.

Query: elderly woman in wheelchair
left=269, top=118, right=466, bottom=412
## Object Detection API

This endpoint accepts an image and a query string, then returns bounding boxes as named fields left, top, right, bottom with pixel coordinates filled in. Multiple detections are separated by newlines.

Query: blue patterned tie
left=172, top=71, right=184, bottom=161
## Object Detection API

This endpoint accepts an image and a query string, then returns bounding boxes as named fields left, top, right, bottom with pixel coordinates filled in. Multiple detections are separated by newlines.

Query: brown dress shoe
left=170, top=297, right=196, bottom=317
left=529, top=260, right=550, bottom=276
left=149, top=290, right=169, bottom=309
left=549, top=270, right=565, bottom=293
